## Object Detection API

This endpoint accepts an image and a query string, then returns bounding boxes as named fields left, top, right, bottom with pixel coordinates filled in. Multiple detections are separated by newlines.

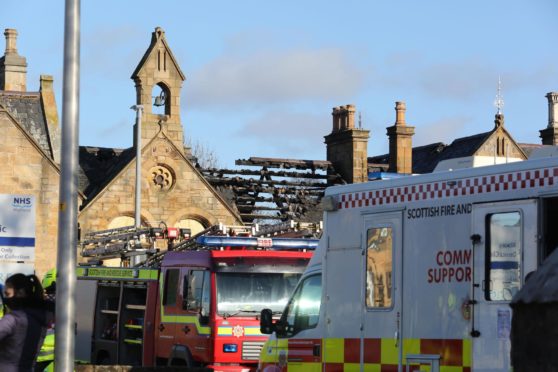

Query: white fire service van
left=259, top=156, right=558, bottom=372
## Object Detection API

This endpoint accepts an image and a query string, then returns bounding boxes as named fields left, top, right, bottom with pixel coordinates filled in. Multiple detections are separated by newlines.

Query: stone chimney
left=0, top=29, right=27, bottom=91
left=325, top=104, right=370, bottom=183
left=40, top=75, right=61, bottom=163
left=387, top=101, right=415, bottom=174
left=540, top=92, right=558, bottom=145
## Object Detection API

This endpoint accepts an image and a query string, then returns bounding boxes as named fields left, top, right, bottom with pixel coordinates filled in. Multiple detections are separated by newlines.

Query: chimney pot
left=4, top=28, right=18, bottom=54
left=346, top=104, right=356, bottom=129
left=547, top=92, right=558, bottom=128
left=395, top=101, right=406, bottom=125
left=332, top=107, right=341, bottom=132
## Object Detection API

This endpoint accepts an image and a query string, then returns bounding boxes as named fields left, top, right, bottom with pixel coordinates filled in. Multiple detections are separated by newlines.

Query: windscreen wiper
left=222, top=309, right=260, bottom=319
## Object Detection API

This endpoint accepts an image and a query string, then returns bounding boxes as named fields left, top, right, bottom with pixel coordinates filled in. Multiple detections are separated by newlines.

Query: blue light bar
left=195, top=236, right=318, bottom=250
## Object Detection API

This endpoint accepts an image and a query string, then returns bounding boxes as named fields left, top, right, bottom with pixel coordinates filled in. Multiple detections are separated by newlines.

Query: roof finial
left=494, top=76, right=504, bottom=115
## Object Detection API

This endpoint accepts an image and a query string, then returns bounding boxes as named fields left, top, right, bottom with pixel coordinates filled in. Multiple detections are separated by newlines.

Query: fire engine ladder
left=135, top=221, right=319, bottom=268
left=80, top=221, right=321, bottom=266
left=80, top=225, right=159, bottom=259
left=253, top=220, right=322, bottom=238
left=135, top=223, right=256, bottom=268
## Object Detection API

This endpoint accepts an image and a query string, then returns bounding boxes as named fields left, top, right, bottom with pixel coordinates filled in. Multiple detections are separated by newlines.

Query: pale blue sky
left=2, top=1, right=557, bottom=167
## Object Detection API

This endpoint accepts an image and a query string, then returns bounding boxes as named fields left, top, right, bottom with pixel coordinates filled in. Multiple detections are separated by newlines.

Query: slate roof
left=78, top=146, right=135, bottom=206
left=0, top=91, right=53, bottom=159
left=368, top=131, right=493, bottom=174
left=518, top=143, right=544, bottom=158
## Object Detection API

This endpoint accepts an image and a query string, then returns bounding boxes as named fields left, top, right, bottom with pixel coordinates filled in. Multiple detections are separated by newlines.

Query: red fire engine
left=75, top=223, right=317, bottom=371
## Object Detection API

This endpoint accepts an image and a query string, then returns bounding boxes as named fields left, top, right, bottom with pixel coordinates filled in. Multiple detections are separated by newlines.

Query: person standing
left=0, top=273, right=49, bottom=372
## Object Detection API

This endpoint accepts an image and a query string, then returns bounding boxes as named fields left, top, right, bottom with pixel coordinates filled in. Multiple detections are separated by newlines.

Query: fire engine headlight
left=223, top=343, right=238, bottom=353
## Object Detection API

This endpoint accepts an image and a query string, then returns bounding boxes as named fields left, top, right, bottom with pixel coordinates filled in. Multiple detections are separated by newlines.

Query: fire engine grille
left=242, top=341, right=265, bottom=360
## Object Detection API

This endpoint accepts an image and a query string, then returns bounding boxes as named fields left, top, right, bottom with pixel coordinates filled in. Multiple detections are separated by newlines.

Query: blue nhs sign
left=0, top=194, right=36, bottom=263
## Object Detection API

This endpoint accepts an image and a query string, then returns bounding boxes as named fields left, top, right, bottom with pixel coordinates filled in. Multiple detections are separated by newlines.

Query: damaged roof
left=200, top=157, right=345, bottom=224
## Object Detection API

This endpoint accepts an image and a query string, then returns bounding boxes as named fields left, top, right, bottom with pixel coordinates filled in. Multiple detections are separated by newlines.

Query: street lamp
left=130, top=105, right=143, bottom=228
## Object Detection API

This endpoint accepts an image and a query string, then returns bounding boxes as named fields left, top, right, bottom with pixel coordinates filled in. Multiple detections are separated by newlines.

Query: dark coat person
left=0, top=273, right=49, bottom=372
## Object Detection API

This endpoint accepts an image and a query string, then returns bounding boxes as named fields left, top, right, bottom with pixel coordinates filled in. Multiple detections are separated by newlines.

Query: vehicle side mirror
left=199, top=314, right=209, bottom=325
left=260, top=309, right=275, bottom=335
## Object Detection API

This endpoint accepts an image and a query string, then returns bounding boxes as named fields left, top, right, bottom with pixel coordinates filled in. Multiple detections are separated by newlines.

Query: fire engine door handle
left=158, top=324, right=165, bottom=332
left=182, top=325, right=191, bottom=334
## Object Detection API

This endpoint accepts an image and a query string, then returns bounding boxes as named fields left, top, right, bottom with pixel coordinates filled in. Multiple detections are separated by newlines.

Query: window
left=280, top=274, right=321, bottom=337
left=366, top=227, right=393, bottom=308
left=185, top=270, right=210, bottom=315
left=163, top=269, right=179, bottom=306
left=486, top=212, right=521, bottom=301
left=216, top=272, right=301, bottom=315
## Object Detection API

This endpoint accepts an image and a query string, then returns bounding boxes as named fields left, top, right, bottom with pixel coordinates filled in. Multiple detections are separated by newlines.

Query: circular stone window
left=149, top=165, right=175, bottom=191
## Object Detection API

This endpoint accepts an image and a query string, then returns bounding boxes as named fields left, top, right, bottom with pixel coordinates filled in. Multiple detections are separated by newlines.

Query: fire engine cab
left=260, top=156, right=558, bottom=372
left=75, top=223, right=317, bottom=371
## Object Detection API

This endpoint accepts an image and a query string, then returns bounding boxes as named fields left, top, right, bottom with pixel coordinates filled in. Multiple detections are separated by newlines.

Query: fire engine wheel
left=169, top=346, right=194, bottom=367
left=96, top=351, right=111, bottom=365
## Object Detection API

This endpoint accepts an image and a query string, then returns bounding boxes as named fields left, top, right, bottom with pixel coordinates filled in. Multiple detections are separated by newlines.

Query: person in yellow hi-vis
left=36, top=269, right=56, bottom=372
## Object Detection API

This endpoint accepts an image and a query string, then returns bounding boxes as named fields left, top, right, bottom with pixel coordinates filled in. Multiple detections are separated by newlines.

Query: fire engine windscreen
left=216, top=273, right=301, bottom=315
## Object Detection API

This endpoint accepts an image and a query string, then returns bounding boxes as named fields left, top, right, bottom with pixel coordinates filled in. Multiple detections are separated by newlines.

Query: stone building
left=0, top=29, right=64, bottom=278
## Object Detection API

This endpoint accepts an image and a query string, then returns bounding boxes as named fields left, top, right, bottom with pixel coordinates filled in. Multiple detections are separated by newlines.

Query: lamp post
left=131, top=105, right=143, bottom=228
left=56, top=0, right=80, bottom=370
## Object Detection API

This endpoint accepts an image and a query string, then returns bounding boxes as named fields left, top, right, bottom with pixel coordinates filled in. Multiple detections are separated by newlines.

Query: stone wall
left=0, top=108, right=60, bottom=278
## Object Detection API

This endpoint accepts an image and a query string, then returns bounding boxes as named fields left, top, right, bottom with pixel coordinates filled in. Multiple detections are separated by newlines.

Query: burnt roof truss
left=201, top=157, right=345, bottom=224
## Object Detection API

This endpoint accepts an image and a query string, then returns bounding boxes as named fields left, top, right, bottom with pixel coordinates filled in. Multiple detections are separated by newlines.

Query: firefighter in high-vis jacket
left=36, top=268, right=56, bottom=372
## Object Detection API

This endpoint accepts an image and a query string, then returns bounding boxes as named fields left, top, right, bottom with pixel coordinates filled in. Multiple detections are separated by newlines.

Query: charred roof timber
left=201, top=157, right=345, bottom=224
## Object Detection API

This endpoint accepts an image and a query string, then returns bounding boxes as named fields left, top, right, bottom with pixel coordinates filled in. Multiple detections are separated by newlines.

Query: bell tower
left=131, top=27, right=186, bottom=152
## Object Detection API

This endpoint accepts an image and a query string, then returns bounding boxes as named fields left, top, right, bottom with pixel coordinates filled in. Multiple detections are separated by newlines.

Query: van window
left=486, top=212, right=521, bottom=301
left=163, top=269, right=179, bottom=306
left=366, top=227, right=393, bottom=308
left=281, top=274, right=321, bottom=337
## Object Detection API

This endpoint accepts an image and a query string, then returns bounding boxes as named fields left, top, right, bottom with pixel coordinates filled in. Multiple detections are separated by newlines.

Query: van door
left=324, top=243, right=363, bottom=369
left=155, top=268, right=179, bottom=361
left=362, top=212, right=403, bottom=371
left=471, top=199, right=538, bottom=371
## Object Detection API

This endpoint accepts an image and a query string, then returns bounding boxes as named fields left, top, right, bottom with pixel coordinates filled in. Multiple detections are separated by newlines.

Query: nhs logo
left=12, top=197, right=32, bottom=209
